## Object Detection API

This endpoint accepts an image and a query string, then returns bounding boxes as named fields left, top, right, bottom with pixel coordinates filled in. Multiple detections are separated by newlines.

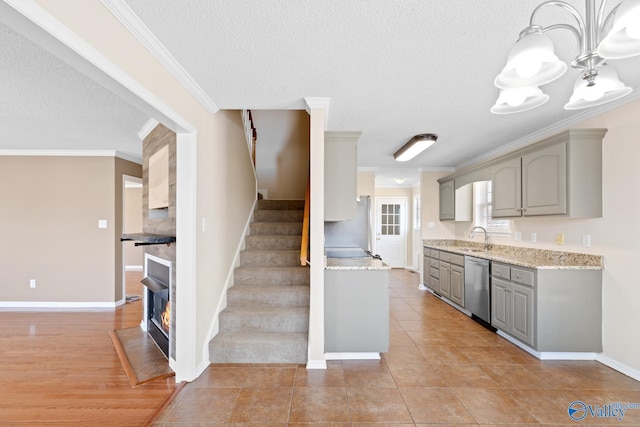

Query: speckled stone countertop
left=325, top=257, right=391, bottom=270
left=423, top=239, right=603, bottom=270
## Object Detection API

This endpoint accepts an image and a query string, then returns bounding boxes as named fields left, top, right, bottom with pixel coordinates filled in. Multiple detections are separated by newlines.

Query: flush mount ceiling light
left=393, top=133, right=438, bottom=162
left=492, top=0, right=640, bottom=114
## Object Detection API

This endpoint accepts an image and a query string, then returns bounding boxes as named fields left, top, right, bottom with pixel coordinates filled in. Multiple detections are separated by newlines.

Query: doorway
left=123, top=175, right=143, bottom=299
left=375, top=197, right=407, bottom=268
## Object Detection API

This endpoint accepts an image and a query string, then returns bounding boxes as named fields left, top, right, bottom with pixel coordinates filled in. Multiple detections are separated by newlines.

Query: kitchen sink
left=457, top=248, right=486, bottom=253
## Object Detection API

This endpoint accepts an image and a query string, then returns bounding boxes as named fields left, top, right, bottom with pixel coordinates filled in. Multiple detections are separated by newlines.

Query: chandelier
left=491, top=0, right=640, bottom=114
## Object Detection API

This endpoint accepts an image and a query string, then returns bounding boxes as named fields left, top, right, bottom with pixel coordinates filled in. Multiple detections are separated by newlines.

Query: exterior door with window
left=375, top=198, right=406, bottom=268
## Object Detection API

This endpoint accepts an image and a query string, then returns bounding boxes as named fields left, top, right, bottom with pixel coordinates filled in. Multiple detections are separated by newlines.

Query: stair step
left=240, top=250, right=300, bottom=267
left=219, top=307, right=309, bottom=332
left=228, top=285, right=309, bottom=307
left=250, top=222, right=302, bottom=236
left=234, top=266, right=310, bottom=286
left=254, top=209, right=303, bottom=223
left=210, top=331, right=307, bottom=364
left=245, top=235, right=302, bottom=250
left=257, top=199, right=305, bottom=211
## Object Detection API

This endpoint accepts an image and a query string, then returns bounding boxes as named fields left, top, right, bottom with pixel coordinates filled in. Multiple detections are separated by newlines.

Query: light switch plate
left=556, top=233, right=564, bottom=245
left=514, top=231, right=522, bottom=241
left=98, top=219, right=107, bottom=229
left=531, top=232, right=537, bottom=243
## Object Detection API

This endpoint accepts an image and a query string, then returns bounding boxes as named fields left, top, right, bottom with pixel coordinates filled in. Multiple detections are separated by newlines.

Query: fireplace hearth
left=142, top=254, right=172, bottom=359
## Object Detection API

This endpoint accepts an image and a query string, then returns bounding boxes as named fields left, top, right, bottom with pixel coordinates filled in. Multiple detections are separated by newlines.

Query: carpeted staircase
left=209, top=199, right=310, bottom=364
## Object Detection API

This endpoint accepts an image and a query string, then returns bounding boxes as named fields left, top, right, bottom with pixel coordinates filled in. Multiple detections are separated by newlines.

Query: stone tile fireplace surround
left=142, top=124, right=177, bottom=360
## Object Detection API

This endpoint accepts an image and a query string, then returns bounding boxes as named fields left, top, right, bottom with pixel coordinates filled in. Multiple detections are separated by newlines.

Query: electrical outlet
left=98, top=219, right=108, bottom=229
left=428, top=221, right=436, bottom=229
left=531, top=232, right=537, bottom=243
left=556, top=233, right=564, bottom=245
left=583, top=234, right=591, bottom=247
left=30, top=279, right=36, bottom=289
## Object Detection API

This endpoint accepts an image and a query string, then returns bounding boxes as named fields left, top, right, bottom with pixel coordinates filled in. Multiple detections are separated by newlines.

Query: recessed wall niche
left=148, top=145, right=169, bottom=219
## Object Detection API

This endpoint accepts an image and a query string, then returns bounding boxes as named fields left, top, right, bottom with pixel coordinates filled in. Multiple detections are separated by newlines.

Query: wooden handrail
left=300, top=176, right=310, bottom=266
left=242, top=110, right=257, bottom=166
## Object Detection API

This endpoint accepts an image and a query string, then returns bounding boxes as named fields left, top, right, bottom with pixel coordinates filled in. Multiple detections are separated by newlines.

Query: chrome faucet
left=469, top=226, right=491, bottom=251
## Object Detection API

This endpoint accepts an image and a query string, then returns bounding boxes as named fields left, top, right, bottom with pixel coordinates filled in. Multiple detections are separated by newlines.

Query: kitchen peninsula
left=324, top=256, right=390, bottom=357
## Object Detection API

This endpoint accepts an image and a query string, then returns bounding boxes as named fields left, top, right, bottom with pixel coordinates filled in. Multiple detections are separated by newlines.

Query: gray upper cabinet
left=492, top=157, right=521, bottom=218
left=491, top=129, right=606, bottom=218
left=522, top=143, right=567, bottom=216
left=439, top=180, right=455, bottom=220
left=324, top=131, right=361, bottom=221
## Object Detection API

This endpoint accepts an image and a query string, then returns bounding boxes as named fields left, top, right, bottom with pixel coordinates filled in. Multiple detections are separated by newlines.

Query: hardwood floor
left=0, top=272, right=175, bottom=426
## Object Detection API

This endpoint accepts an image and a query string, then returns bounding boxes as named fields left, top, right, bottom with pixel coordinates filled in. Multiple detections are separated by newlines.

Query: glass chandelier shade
left=491, top=87, right=550, bottom=114
left=491, top=0, right=640, bottom=114
left=494, top=30, right=567, bottom=89
left=564, top=65, right=632, bottom=109
left=598, top=0, right=640, bottom=58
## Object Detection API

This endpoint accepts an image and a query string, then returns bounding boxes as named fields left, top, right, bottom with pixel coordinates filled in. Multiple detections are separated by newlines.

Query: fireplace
left=142, top=254, right=172, bottom=359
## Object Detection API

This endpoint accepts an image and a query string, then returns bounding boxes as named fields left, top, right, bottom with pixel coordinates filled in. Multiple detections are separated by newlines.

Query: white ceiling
left=2, top=1, right=640, bottom=172
left=0, top=22, right=147, bottom=161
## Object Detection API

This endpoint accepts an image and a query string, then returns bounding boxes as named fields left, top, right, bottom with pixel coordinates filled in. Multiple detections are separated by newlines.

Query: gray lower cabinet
left=425, top=248, right=464, bottom=308
left=325, top=269, right=389, bottom=353
left=450, top=264, right=465, bottom=307
left=439, top=262, right=451, bottom=299
left=491, top=275, right=534, bottom=347
left=422, top=253, right=430, bottom=288
left=491, top=261, right=602, bottom=352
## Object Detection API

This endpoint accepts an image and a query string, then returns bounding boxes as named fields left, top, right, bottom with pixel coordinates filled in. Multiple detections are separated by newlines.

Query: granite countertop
left=325, top=257, right=391, bottom=270
left=423, top=239, right=603, bottom=270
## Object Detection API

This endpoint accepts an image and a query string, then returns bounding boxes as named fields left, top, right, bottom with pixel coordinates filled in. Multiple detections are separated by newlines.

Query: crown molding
left=100, top=0, right=219, bottom=114
left=137, top=118, right=159, bottom=140
left=0, top=149, right=142, bottom=163
left=1, top=0, right=195, bottom=134
left=455, top=90, right=640, bottom=171
left=304, top=97, right=331, bottom=129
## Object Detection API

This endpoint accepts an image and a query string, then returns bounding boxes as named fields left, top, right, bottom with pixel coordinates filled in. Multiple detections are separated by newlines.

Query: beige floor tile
left=157, top=386, right=241, bottom=423
left=452, top=387, right=539, bottom=424
left=289, top=387, right=350, bottom=423
left=227, top=387, right=293, bottom=423
left=400, top=386, right=476, bottom=423
left=189, top=365, right=251, bottom=388
left=433, top=364, right=501, bottom=387
left=347, top=387, right=413, bottom=423
left=343, top=359, right=397, bottom=388
left=243, top=366, right=296, bottom=387
left=294, top=363, right=345, bottom=387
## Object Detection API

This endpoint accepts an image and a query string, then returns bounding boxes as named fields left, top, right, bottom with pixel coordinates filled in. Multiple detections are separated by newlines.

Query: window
left=381, top=203, right=401, bottom=235
left=473, top=181, right=511, bottom=235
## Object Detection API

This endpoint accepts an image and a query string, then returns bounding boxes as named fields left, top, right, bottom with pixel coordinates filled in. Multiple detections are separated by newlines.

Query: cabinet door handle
left=515, top=274, right=522, bottom=279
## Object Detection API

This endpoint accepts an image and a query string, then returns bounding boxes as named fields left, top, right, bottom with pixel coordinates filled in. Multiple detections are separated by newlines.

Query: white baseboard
left=325, top=352, right=381, bottom=360
left=0, top=301, right=117, bottom=309
left=125, top=265, right=143, bottom=272
left=306, top=359, right=328, bottom=369
left=596, top=353, right=640, bottom=382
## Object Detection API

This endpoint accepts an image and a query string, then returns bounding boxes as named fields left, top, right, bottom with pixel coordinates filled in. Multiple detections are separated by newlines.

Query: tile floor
left=153, top=269, right=640, bottom=426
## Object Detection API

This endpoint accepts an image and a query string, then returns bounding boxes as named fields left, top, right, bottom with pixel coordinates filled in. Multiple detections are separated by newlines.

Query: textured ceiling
left=124, top=0, right=640, bottom=171
left=0, top=22, right=147, bottom=161
left=2, top=1, right=640, bottom=174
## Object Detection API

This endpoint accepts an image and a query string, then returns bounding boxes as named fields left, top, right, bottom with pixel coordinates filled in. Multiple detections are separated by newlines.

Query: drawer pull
left=516, top=274, right=522, bottom=279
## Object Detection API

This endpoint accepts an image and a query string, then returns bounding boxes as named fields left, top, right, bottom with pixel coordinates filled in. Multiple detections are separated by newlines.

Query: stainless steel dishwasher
left=464, top=256, right=490, bottom=324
